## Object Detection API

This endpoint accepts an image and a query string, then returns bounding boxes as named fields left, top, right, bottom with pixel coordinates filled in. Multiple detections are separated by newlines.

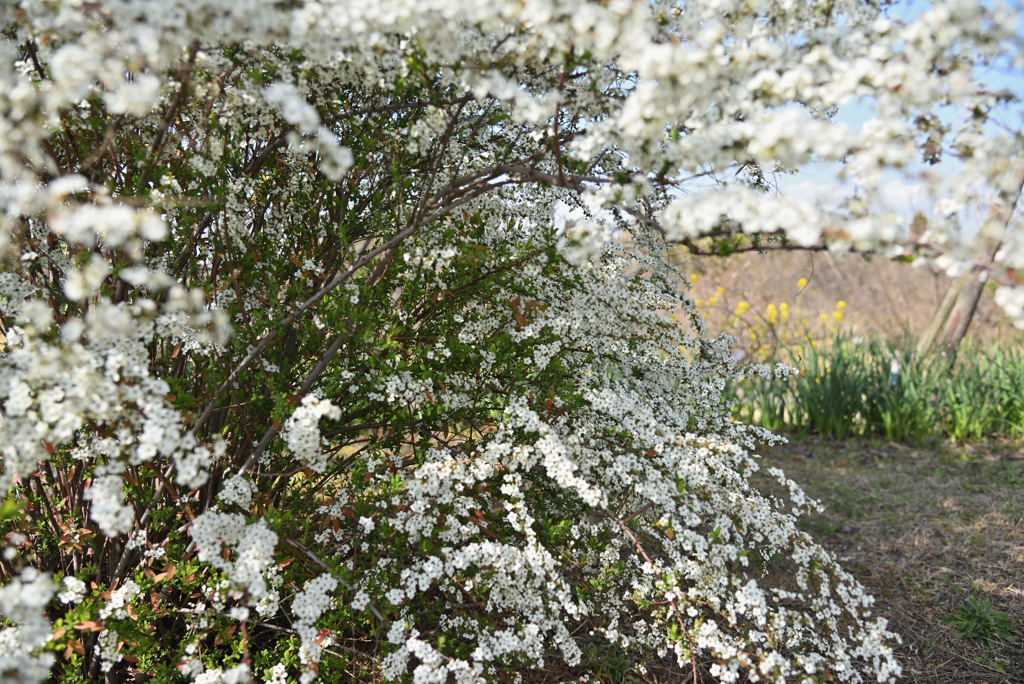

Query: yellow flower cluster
left=765, top=302, right=789, bottom=324
left=690, top=277, right=852, bottom=361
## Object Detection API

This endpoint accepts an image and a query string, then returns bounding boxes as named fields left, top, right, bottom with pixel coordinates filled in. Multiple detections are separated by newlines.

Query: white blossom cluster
left=97, top=629, right=121, bottom=673
left=352, top=234, right=900, bottom=680
left=190, top=513, right=279, bottom=608
left=218, top=475, right=256, bottom=509
left=56, top=576, right=87, bottom=605
left=264, top=83, right=354, bottom=182
left=1, top=314, right=227, bottom=537
left=0, top=569, right=55, bottom=680
left=292, top=573, right=338, bottom=672
left=281, top=396, right=342, bottom=473
left=98, top=579, right=140, bottom=621
left=192, top=663, right=251, bottom=684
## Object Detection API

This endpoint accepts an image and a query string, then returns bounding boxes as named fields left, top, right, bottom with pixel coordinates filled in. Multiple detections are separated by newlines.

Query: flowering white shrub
left=0, top=0, right=1020, bottom=682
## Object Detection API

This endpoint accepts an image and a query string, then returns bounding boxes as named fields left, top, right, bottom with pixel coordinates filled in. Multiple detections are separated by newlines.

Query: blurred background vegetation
left=675, top=250, right=1024, bottom=443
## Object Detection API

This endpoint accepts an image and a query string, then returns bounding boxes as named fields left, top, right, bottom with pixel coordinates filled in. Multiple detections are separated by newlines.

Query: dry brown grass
left=757, top=437, right=1024, bottom=683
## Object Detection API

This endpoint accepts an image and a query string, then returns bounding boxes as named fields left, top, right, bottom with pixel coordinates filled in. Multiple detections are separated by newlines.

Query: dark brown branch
left=238, top=321, right=355, bottom=475
left=138, top=41, right=200, bottom=191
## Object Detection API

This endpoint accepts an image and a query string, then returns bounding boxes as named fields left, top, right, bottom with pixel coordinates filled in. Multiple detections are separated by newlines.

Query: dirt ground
left=757, top=437, right=1024, bottom=683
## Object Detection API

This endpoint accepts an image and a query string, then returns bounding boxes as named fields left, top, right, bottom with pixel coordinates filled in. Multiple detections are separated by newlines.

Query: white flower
left=292, top=574, right=338, bottom=665
left=99, top=579, right=140, bottom=621
left=57, top=576, right=87, bottom=605
left=219, top=475, right=256, bottom=509
left=97, top=629, right=121, bottom=673
left=281, top=396, right=341, bottom=473
left=351, top=590, right=370, bottom=611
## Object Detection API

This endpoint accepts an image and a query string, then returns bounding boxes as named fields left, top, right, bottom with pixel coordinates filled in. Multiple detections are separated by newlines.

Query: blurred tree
left=918, top=158, right=1024, bottom=361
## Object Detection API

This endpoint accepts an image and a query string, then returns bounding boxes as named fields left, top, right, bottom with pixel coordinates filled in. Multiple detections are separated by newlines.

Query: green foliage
left=787, top=339, right=866, bottom=440
left=730, top=333, right=1024, bottom=442
left=739, top=371, right=789, bottom=433
left=584, top=642, right=642, bottom=684
left=940, top=596, right=1021, bottom=649
left=861, top=339, right=937, bottom=442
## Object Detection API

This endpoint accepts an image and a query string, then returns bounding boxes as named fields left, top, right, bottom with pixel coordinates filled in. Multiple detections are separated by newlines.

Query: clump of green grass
left=940, top=596, right=1021, bottom=649
left=728, top=333, right=1024, bottom=442
left=787, top=339, right=866, bottom=440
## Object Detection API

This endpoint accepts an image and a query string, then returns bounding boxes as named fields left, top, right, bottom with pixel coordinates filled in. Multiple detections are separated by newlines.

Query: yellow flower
left=690, top=274, right=698, bottom=283
left=734, top=301, right=750, bottom=315
left=766, top=304, right=778, bottom=324
left=779, top=302, right=789, bottom=320
left=695, top=299, right=702, bottom=306
left=836, top=300, right=846, bottom=310
left=708, top=297, right=717, bottom=306
left=820, top=313, right=829, bottom=323
left=833, top=311, right=844, bottom=321
left=797, top=277, right=808, bottom=289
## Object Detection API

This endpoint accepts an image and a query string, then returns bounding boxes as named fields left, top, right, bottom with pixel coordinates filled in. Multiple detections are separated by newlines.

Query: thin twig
left=139, top=41, right=199, bottom=191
